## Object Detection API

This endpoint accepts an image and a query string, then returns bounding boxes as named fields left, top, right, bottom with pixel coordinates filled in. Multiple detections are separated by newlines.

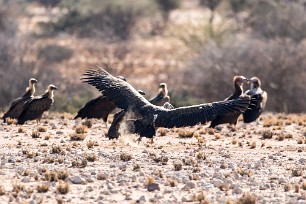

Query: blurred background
left=0, top=0, right=305, bottom=113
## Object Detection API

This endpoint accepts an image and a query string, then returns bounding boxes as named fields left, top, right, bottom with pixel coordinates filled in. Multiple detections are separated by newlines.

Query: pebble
left=29, top=200, right=37, bottom=204
left=232, top=185, right=243, bottom=194
left=147, top=183, right=160, bottom=192
left=139, top=195, right=146, bottom=202
left=21, top=176, right=30, bottom=183
left=8, top=157, right=15, bottom=163
left=56, top=131, right=64, bottom=135
left=182, top=181, right=195, bottom=191
left=71, top=176, right=86, bottom=184
left=278, top=176, right=288, bottom=184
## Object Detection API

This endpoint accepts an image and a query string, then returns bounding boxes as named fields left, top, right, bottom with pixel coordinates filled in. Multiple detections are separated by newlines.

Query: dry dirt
left=0, top=113, right=305, bottom=204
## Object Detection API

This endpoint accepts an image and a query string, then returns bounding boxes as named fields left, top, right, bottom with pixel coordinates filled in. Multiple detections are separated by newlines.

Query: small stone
left=278, top=176, right=288, bottom=184
left=71, top=176, right=86, bottom=184
left=29, top=200, right=37, bottom=204
left=232, top=185, right=243, bottom=194
left=21, top=176, right=30, bottom=183
left=182, top=182, right=195, bottom=191
left=139, top=195, right=146, bottom=202
left=147, top=183, right=160, bottom=192
left=56, top=131, right=64, bottom=135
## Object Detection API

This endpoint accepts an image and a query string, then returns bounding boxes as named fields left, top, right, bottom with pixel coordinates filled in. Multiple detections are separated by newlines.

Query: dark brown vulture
left=209, top=75, right=249, bottom=128
left=107, top=84, right=173, bottom=139
left=82, top=68, right=251, bottom=141
left=17, top=84, right=58, bottom=125
left=243, top=77, right=267, bottom=123
left=149, top=83, right=170, bottom=106
left=74, top=76, right=127, bottom=127
left=2, top=78, right=38, bottom=123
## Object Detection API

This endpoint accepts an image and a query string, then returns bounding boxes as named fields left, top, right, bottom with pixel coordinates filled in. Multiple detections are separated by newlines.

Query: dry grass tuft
left=44, top=134, right=51, bottom=140
left=302, top=180, right=306, bottom=190
left=75, top=125, right=87, bottom=134
left=192, top=192, right=210, bottom=203
left=120, top=152, right=132, bottom=161
left=31, top=130, right=40, bottom=138
left=57, top=169, right=69, bottom=180
left=206, top=128, right=215, bottom=135
left=26, top=151, right=36, bottom=159
left=85, top=153, right=97, bottom=162
left=12, top=183, right=24, bottom=193
left=262, top=130, right=273, bottom=139
left=36, top=183, right=49, bottom=193
left=37, top=126, right=47, bottom=132
left=133, top=163, right=140, bottom=171
left=6, top=118, right=16, bottom=125
left=196, top=151, right=206, bottom=160
left=145, top=176, right=155, bottom=186
left=284, top=183, right=291, bottom=192
left=51, top=144, right=63, bottom=154
left=70, top=133, right=87, bottom=141
left=237, top=167, right=253, bottom=177
left=250, top=141, right=256, bottom=149
left=82, top=119, right=93, bottom=128
left=158, top=128, right=168, bottom=136
left=17, top=127, right=25, bottom=133
left=0, top=185, right=5, bottom=196
left=292, top=169, right=303, bottom=177
left=167, top=178, right=177, bottom=187
left=173, top=161, right=183, bottom=171
left=237, top=193, right=257, bottom=204
left=86, top=140, right=98, bottom=149
left=178, top=129, right=194, bottom=138
left=57, top=181, right=70, bottom=194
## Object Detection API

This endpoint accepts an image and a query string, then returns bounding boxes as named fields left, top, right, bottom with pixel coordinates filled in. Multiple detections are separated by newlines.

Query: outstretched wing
left=156, top=96, right=251, bottom=128
left=82, top=67, right=149, bottom=111
left=17, top=97, right=53, bottom=124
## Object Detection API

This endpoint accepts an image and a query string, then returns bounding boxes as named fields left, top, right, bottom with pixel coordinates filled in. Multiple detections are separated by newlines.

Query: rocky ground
left=0, top=113, right=305, bottom=204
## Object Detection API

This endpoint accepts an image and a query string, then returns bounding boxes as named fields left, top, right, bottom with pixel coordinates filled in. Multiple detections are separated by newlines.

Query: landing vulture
left=82, top=68, right=251, bottom=140
left=209, top=76, right=249, bottom=128
left=243, top=77, right=267, bottom=123
left=17, top=84, right=58, bottom=125
left=2, top=78, right=38, bottom=123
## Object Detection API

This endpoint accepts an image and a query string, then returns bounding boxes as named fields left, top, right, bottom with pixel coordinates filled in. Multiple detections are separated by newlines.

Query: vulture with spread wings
left=82, top=68, right=251, bottom=140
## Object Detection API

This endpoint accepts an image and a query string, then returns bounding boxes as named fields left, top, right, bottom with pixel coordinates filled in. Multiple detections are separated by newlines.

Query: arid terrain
left=0, top=113, right=305, bottom=204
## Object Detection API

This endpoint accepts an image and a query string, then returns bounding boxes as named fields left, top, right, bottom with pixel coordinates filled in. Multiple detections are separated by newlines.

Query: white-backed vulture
left=149, top=83, right=170, bottom=106
left=243, top=77, right=267, bottom=123
left=2, top=78, right=38, bottom=123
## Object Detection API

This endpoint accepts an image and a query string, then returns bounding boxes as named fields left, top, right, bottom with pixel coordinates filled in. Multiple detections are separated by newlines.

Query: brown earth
left=0, top=113, right=305, bottom=203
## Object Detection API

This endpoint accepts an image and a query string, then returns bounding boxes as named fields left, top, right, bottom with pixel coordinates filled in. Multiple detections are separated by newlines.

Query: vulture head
left=249, top=77, right=261, bottom=89
left=29, top=78, right=38, bottom=85
left=159, top=83, right=168, bottom=95
left=233, top=76, right=248, bottom=86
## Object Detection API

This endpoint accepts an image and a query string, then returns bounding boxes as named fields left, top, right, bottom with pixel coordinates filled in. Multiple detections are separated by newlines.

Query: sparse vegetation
left=31, top=131, right=40, bottom=138
left=36, top=183, right=49, bottom=193
left=57, top=181, right=70, bottom=194
left=173, top=161, right=183, bottom=171
left=37, top=126, right=47, bottom=132
left=120, top=152, right=132, bottom=162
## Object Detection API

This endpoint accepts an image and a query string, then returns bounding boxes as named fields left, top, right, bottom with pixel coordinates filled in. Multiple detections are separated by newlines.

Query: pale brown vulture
left=2, top=78, right=38, bottom=123
left=17, top=84, right=57, bottom=125
left=243, top=77, right=267, bottom=123
left=149, top=83, right=170, bottom=106
left=82, top=68, right=251, bottom=140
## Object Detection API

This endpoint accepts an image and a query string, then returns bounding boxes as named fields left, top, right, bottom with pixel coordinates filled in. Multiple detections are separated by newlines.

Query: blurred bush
left=46, top=0, right=158, bottom=39
left=180, top=38, right=306, bottom=113
left=38, top=45, right=73, bottom=62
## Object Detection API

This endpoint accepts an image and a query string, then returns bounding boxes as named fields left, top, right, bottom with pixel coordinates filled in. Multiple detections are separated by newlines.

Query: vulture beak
left=53, top=86, right=58, bottom=90
left=137, top=90, right=146, bottom=96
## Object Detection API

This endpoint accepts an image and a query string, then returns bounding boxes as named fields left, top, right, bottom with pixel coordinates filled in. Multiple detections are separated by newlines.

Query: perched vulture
left=243, top=77, right=267, bottom=123
left=74, top=76, right=127, bottom=127
left=209, top=75, right=249, bottom=128
left=82, top=68, right=251, bottom=141
left=17, top=84, right=58, bottom=125
left=149, top=83, right=170, bottom=106
left=2, top=78, right=38, bottom=123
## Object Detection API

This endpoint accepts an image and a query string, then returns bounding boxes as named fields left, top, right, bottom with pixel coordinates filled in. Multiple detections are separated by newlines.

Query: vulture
left=17, top=84, right=58, bottom=125
left=2, top=78, right=38, bottom=123
left=74, top=76, right=127, bottom=127
left=82, top=68, right=251, bottom=141
left=149, top=83, right=170, bottom=106
left=74, top=76, right=146, bottom=127
left=209, top=75, right=249, bottom=128
left=107, top=83, right=173, bottom=139
left=243, top=77, right=267, bottom=123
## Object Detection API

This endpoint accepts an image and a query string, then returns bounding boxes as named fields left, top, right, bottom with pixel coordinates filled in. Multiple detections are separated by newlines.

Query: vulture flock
left=2, top=67, right=268, bottom=142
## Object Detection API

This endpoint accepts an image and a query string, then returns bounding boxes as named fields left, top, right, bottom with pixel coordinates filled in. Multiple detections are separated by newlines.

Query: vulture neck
left=159, top=88, right=168, bottom=97
left=250, top=84, right=262, bottom=94
left=234, top=83, right=243, bottom=96
left=45, top=89, right=54, bottom=99
left=26, top=82, right=35, bottom=96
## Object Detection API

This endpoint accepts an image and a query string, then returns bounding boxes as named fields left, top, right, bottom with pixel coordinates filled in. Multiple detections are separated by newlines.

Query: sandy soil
left=0, top=113, right=305, bottom=204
